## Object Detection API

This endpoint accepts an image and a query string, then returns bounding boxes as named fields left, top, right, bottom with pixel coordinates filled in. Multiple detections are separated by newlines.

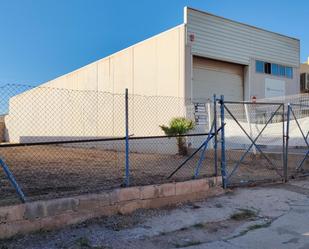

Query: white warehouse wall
left=5, top=25, right=188, bottom=155
left=39, top=24, right=186, bottom=97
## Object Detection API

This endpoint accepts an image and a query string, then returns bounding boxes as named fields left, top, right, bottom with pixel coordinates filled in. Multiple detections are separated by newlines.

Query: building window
left=271, top=64, right=279, bottom=76
left=256, top=60, right=264, bottom=73
left=286, top=67, right=293, bottom=78
left=279, top=65, right=285, bottom=77
left=255, top=60, right=293, bottom=79
left=264, top=63, right=271, bottom=74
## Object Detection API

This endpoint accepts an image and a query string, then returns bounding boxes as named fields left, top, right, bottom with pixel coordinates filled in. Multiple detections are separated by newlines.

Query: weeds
left=247, top=221, right=272, bottom=231
left=76, top=237, right=90, bottom=248
left=174, top=240, right=202, bottom=248
left=193, top=223, right=207, bottom=229
left=230, top=209, right=257, bottom=221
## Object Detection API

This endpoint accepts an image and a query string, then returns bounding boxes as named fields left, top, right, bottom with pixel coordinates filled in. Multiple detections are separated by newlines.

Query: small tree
left=160, top=117, right=195, bottom=156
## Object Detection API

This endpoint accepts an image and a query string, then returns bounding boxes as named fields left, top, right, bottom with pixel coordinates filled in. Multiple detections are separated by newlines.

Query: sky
left=0, top=0, right=308, bottom=86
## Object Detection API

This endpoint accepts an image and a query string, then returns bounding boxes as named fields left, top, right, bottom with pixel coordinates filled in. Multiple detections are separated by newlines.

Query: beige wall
left=248, top=58, right=300, bottom=99
left=185, top=7, right=300, bottom=101
left=5, top=25, right=188, bottom=146
left=39, top=25, right=186, bottom=97
left=185, top=7, right=300, bottom=67
left=300, top=63, right=309, bottom=74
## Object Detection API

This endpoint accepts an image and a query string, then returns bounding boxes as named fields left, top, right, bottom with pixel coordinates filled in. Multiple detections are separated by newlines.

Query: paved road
left=2, top=179, right=309, bottom=249
left=188, top=181, right=309, bottom=249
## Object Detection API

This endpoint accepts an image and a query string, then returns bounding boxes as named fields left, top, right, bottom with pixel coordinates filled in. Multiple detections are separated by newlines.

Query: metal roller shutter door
left=192, top=57, right=244, bottom=101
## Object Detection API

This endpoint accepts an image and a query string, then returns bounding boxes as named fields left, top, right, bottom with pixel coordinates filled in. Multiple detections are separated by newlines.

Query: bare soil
left=0, top=144, right=305, bottom=205
left=0, top=145, right=214, bottom=205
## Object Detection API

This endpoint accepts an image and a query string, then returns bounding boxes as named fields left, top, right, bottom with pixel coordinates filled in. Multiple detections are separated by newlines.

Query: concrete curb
left=0, top=176, right=223, bottom=239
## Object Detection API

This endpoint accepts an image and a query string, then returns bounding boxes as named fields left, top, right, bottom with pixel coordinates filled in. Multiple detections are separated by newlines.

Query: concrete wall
left=185, top=7, right=300, bottom=100
left=5, top=25, right=188, bottom=146
left=40, top=24, right=185, bottom=96
left=185, top=7, right=300, bottom=67
left=0, top=176, right=223, bottom=239
left=301, top=63, right=309, bottom=74
left=248, top=59, right=300, bottom=99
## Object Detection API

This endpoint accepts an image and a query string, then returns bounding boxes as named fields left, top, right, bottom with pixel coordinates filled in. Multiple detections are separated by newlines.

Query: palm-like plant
left=160, top=117, right=195, bottom=156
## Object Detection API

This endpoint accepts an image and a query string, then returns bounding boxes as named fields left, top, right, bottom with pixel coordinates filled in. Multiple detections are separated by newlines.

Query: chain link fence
left=1, top=83, right=308, bottom=206
left=0, top=84, right=215, bottom=206
left=286, top=103, right=309, bottom=178
left=219, top=100, right=285, bottom=186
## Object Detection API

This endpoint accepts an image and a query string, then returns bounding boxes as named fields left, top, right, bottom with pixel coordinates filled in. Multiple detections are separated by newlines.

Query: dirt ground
left=2, top=179, right=309, bottom=249
left=0, top=145, right=215, bottom=205
left=0, top=144, right=306, bottom=205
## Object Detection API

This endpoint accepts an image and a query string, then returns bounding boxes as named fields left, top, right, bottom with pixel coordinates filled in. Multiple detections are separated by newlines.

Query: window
left=279, top=65, right=285, bottom=76
left=285, top=67, right=293, bottom=78
left=271, top=64, right=279, bottom=76
left=264, top=63, right=271, bottom=74
left=255, top=60, right=293, bottom=79
left=256, top=60, right=264, bottom=73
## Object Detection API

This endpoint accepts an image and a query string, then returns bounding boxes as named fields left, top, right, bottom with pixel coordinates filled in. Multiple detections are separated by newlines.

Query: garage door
left=193, top=57, right=244, bottom=102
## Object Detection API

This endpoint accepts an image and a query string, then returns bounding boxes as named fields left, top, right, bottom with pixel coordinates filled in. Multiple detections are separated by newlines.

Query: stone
left=140, top=185, right=159, bottom=199
left=158, top=183, right=176, bottom=197
left=175, top=181, right=192, bottom=196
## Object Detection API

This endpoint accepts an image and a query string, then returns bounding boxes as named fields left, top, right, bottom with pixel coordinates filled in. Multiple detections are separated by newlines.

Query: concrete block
left=24, top=198, right=79, bottom=220
left=175, top=181, right=192, bottom=196
left=0, top=204, right=25, bottom=223
left=45, top=198, right=79, bottom=217
left=158, top=183, right=175, bottom=197
left=92, top=205, right=118, bottom=217
left=109, top=190, right=119, bottom=205
left=118, top=200, right=142, bottom=215
left=0, top=176, right=224, bottom=239
left=110, top=187, right=141, bottom=203
left=191, top=179, right=209, bottom=193
left=78, top=192, right=110, bottom=210
left=118, top=187, right=141, bottom=202
left=140, top=185, right=159, bottom=199
left=24, top=202, right=46, bottom=220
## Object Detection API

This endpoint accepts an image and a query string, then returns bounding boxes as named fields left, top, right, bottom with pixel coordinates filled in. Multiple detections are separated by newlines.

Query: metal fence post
left=207, top=101, right=213, bottom=149
left=213, top=94, right=218, bottom=176
left=220, top=95, right=227, bottom=188
left=0, top=159, right=26, bottom=203
left=125, top=88, right=130, bottom=187
left=285, top=104, right=291, bottom=182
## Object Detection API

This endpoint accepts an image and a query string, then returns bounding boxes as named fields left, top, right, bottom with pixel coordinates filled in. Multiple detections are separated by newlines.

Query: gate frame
left=219, top=99, right=286, bottom=186
left=286, top=103, right=309, bottom=172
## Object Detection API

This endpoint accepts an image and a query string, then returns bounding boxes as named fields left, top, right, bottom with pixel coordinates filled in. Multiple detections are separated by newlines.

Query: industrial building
left=301, top=57, right=309, bottom=93
left=4, top=7, right=301, bottom=143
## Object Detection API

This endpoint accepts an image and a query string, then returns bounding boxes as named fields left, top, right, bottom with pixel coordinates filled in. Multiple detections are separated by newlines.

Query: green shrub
left=160, top=117, right=195, bottom=156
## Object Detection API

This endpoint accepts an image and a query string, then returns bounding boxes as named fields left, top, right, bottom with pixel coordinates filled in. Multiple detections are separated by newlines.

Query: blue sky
left=0, top=0, right=308, bottom=86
